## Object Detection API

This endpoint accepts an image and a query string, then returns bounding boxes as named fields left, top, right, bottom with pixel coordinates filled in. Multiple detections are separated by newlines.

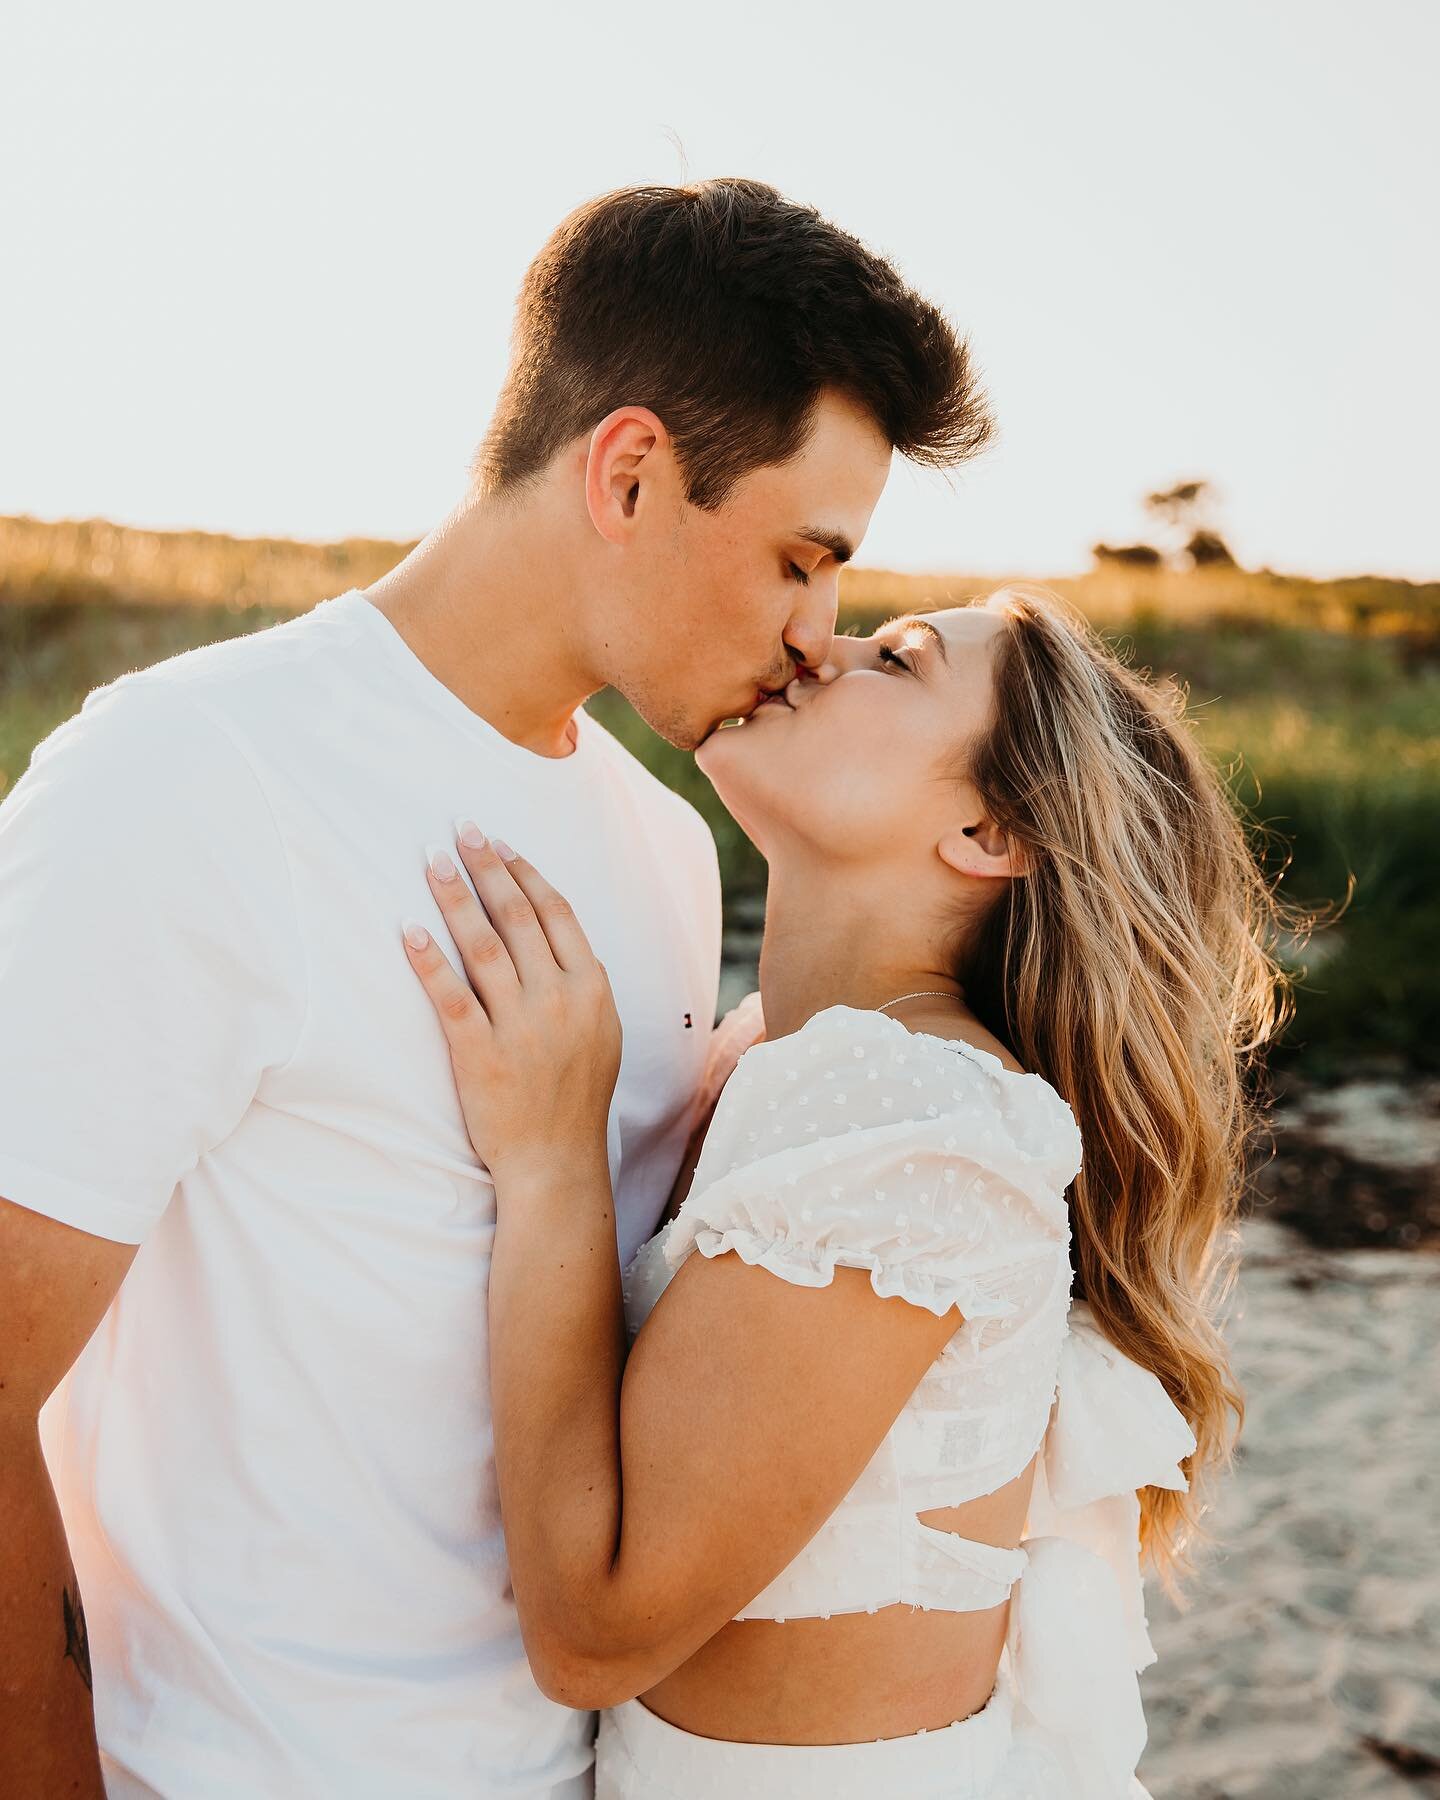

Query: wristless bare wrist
left=490, top=1141, right=613, bottom=1208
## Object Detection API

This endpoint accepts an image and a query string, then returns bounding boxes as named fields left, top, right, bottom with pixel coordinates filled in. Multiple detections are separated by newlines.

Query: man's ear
left=584, top=406, right=667, bottom=547
left=936, top=817, right=1029, bottom=881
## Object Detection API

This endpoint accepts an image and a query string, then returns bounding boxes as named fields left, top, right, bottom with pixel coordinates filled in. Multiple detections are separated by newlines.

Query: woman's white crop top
left=621, top=1005, right=1197, bottom=1790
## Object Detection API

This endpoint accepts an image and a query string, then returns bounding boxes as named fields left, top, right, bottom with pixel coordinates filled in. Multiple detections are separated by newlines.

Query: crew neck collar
left=325, top=588, right=604, bottom=782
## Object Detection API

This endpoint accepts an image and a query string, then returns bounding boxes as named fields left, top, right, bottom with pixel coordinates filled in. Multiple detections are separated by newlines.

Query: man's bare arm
left=0, top=1197, right=136, bottom=1797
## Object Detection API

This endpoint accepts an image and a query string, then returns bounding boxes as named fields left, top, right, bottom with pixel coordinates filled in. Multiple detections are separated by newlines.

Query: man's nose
left=784, top=581, right=843, bottom=680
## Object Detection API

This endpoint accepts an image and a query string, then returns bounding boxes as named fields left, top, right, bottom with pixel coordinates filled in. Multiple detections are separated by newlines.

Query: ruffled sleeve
left=1004, top=1302, right=1198, bottom=1798
left=662, top=1006, right=1081, bottom=1328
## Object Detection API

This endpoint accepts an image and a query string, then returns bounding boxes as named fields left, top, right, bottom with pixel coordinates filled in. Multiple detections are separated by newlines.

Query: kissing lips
left=708, top=686, right=794, bottom=739
left=754, top=686, right=793, bottom=712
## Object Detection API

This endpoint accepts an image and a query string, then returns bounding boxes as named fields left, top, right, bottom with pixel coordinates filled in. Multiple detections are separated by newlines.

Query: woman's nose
left=784, top=641, right=841, bottom=689
left=808, top=632, right=866, bottom=684
left=792, top=651, right=839, bottom=690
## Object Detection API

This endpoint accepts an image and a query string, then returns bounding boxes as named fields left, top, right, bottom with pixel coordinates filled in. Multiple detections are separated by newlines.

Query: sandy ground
left=1136, top=1219, right=1440, bottom=1797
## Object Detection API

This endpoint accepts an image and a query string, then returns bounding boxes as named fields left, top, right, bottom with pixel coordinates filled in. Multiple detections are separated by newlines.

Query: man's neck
left=364, top=489, right=601, bottom=759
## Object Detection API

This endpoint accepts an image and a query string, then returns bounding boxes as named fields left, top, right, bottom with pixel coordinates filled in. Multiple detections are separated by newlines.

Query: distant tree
left=1186, top=528, right=1236, bottom=568
left=1092, top=479, right=1241, bottom=572
left=1137, top=479, right=1241, bottom=571
left=1092, top=542, right=1164, bottom=567
left=1145, top=480, right=1211, bottom=532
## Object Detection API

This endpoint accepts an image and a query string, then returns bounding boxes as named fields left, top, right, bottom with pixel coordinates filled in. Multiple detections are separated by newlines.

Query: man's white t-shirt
left=0, top=590, right=721, bottom=1799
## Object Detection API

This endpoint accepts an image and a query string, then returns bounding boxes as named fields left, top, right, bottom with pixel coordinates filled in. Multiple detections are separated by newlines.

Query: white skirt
left=593, top=1654, right=1081, bottom=1799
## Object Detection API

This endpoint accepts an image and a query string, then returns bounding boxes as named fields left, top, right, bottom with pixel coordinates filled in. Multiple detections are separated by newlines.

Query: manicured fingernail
left=427, top=845, right=458, bottom=881
left=403, top=920, right=430, bottom=949
left=456, top=820, right=486, bottom=851
left=493, top=838, right=517, bottom=863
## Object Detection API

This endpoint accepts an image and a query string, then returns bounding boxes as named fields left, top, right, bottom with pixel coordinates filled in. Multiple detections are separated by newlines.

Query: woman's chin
left=694, top=714, right=754, bottom=777
left=694, top=721, right=776, bottom=839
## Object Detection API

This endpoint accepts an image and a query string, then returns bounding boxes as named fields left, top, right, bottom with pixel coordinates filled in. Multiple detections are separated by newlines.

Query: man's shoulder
left=13, top=608, right=347, bottom=842
left=41, top=601, right=348, bottom=775
left=1, top=665, right=296, bottom=912
left=98, top=601, right=338, bottom=714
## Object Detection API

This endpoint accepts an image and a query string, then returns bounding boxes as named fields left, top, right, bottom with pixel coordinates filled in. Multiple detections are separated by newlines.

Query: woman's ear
left=936, top=817, right=1029, bottom=881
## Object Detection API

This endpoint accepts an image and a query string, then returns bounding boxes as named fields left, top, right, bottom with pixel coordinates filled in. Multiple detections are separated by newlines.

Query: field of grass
left=3, top=515, right=1436, bottom=1078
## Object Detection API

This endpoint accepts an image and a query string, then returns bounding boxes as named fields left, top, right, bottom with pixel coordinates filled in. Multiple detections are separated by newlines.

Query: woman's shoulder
left=701, top=1002, right=1083, bottom=1204
left=732, top=1004, right=1078, bottom=1144
left=667, top=1002, right=1082, bottom=1317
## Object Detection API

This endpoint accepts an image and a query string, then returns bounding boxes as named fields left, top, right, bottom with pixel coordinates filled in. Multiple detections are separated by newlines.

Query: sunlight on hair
left=950, top=580, right=1317, bottom=1594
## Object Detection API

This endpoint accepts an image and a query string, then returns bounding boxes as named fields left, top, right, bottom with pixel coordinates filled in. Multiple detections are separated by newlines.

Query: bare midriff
left=638, top=1459, right=1037, bottom=1745
left=639, top=1599, right=1011, bottom=1744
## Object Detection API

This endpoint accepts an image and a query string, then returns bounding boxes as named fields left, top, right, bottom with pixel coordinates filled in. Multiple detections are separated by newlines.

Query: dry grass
left=2, top=513, right=1437, bottom=642
left=0, top=514, right=411, bottom=611
left=3, top=514, right=1435, bottom=1074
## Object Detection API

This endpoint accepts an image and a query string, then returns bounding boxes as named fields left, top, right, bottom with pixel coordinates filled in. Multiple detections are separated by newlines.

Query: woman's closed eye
left=877, top=644, right=911, bottom=671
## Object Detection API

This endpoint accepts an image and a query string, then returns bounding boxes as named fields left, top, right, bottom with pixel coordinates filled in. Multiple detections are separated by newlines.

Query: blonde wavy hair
left=953, top=585, right=1305, bottom=1589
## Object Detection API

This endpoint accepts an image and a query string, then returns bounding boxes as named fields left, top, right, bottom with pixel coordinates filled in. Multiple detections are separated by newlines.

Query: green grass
left=3, top=519, right=1435, bottom=1077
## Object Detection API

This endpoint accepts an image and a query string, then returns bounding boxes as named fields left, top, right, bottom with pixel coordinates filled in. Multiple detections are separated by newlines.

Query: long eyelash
left=878, top=645, right=909, bottom=669
left=787, top=563, right=811, bottom=586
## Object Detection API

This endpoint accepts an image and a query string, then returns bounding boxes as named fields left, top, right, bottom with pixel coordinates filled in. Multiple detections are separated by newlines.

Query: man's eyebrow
left=795, top=526, right=854, bottom=565
left=882, top=614, right=949, bottom=664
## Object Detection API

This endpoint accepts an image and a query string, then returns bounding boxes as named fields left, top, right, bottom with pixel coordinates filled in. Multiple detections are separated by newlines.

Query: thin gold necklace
left=875, top=990, right=962, bottom=1014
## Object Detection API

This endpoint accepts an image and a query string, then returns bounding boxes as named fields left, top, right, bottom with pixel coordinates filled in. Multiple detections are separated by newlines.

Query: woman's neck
left=755, top=861, right=967, bottom=1045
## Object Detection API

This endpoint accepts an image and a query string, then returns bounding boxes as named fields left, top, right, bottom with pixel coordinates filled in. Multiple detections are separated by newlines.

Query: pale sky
left=4, top=0, right=1437, bottom=580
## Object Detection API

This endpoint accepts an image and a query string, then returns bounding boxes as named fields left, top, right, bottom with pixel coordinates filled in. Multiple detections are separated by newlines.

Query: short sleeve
left=0, top=676, right=307, bottom=1242
left=662, top=1010, right=1079, bottom=1327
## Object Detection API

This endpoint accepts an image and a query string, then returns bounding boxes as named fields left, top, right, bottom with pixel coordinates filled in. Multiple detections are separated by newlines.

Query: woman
left=399, top=586, right=1288, bottom=1795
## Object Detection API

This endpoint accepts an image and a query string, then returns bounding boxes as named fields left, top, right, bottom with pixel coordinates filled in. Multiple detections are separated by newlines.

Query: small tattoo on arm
left=62, top=1581, right=92, bottom=1693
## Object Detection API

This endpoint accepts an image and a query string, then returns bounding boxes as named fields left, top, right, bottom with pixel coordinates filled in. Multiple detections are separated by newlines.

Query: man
left=0, top=178, right=992, bottom=1797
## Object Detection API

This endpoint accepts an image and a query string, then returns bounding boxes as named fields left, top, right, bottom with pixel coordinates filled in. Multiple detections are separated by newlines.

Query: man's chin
left=646, top=705, right=749, bottom=755
left=623, top=686, right=759, bottom=754
left=666, top=718, right=714, bottom=754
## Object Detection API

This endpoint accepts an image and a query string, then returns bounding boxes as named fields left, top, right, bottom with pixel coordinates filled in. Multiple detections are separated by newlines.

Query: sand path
left=1138, top=1221, right=1440, bottom=1797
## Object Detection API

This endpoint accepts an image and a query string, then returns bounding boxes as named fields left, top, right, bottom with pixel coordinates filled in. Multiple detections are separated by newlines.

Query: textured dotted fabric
left=616, top=1003, right=1199, bottom=1793
left=621, top=1003, right=1084, bottom=1622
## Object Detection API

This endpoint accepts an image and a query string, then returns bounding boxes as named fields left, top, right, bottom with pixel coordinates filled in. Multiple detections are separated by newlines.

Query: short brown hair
left=472, top=179, right=993, bottom=508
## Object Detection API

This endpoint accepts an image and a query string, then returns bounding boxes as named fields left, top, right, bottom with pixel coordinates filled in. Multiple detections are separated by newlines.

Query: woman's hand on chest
left=401, top=823, right=622, bottom=1188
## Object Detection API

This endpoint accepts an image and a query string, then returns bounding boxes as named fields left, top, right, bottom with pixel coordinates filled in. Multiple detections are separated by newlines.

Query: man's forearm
left=0, top=1422, right=106, bottom=1798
